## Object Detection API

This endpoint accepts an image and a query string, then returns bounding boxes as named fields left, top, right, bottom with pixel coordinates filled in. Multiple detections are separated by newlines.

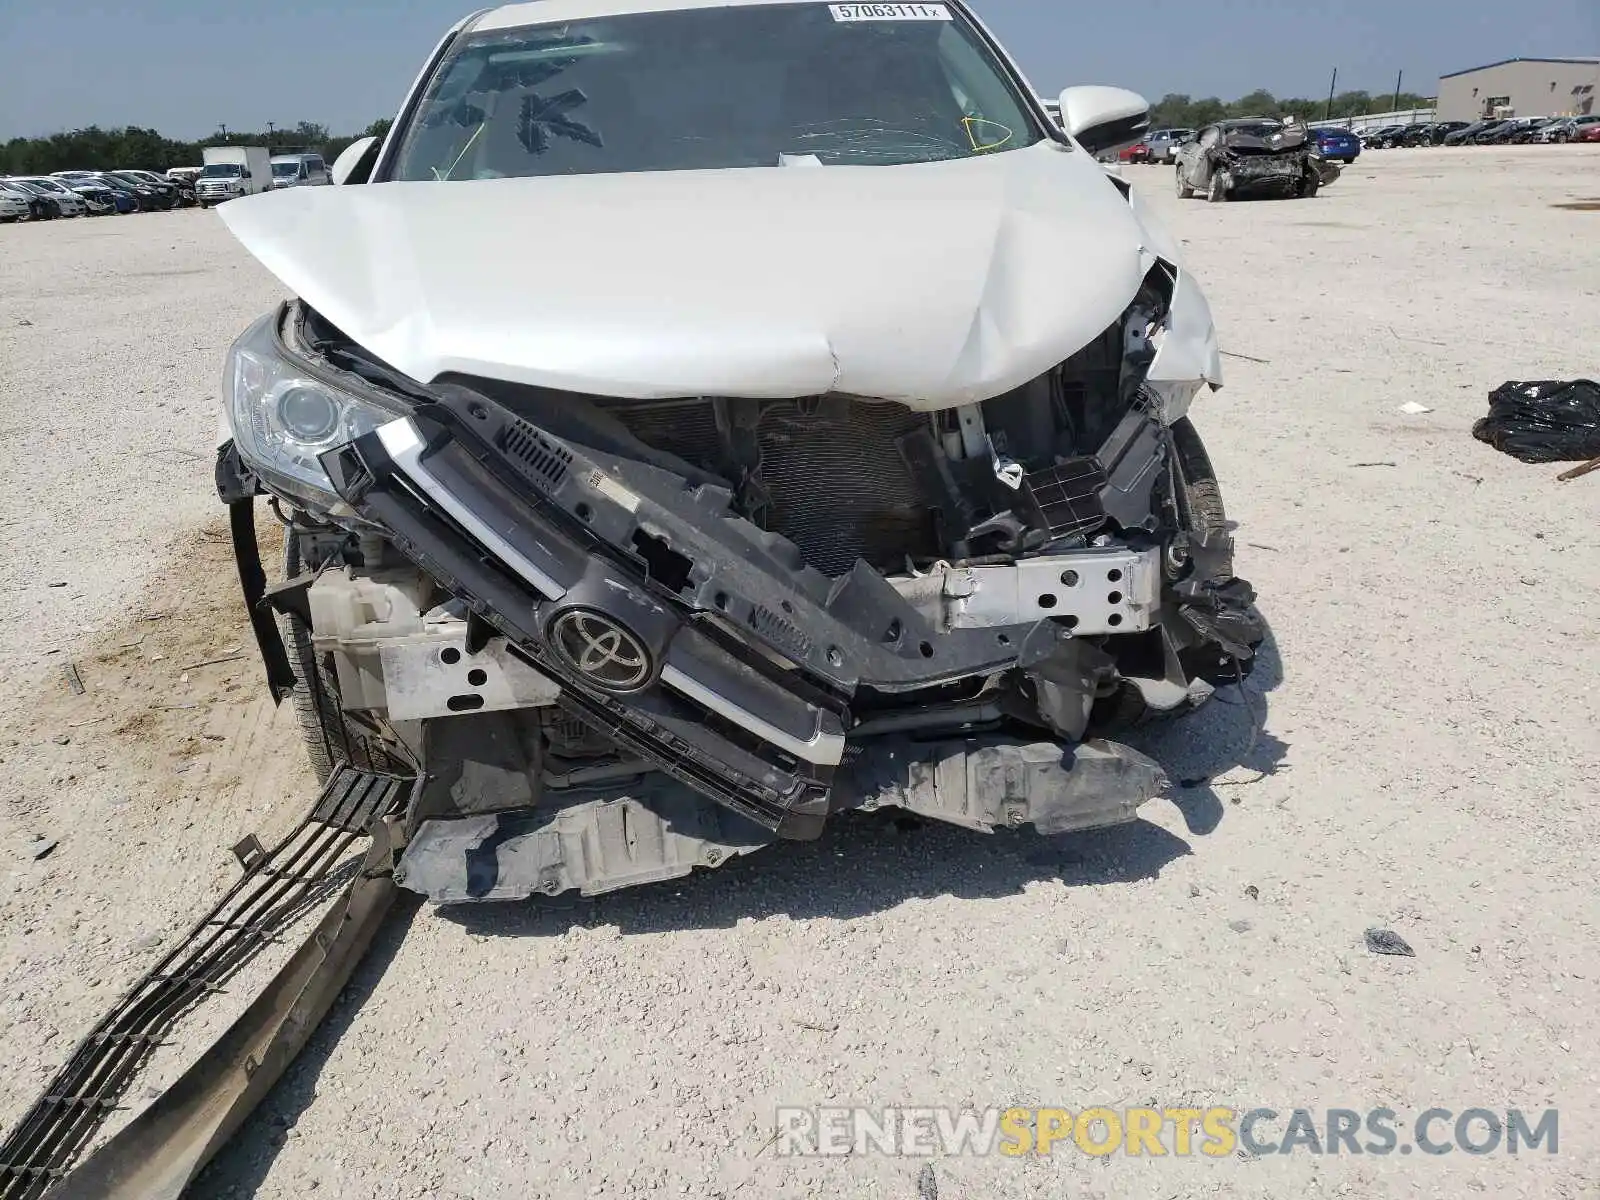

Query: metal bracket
left=378, top=629, right=562, bottom=721
left=230, top=834, right=266, bottom=873
left=897, top=547, right=1161, bottom=634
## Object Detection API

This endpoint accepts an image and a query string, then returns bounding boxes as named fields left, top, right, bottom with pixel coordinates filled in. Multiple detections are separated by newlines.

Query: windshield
left=107, top=172, right=147, bottom=187
left=390, top=2, right=1043, bottom=180
left=202, top=163, right=244, bottom=177
left=272, top=161, right=301, bottom=176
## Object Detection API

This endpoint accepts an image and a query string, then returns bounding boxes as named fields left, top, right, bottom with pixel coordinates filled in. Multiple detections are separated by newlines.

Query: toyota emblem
left=548, top=609, right=652, bottom=693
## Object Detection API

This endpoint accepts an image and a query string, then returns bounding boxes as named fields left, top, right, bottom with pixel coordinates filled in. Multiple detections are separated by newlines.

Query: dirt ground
left=1, top=146, right=1597, bottom=1199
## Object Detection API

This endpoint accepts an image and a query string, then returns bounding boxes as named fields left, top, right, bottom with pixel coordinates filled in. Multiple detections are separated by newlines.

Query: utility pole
left=1392, top=70, right=1403, bottom=114
left=218, top=122, right=228, bottom=143
left=1324, top=67, right=1338, bottom=122
left=266, top=121, right=275, bottom=148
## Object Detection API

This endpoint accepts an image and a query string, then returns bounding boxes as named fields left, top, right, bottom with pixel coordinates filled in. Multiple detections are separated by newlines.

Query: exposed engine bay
left=218, top=264, right=1263, bottom=901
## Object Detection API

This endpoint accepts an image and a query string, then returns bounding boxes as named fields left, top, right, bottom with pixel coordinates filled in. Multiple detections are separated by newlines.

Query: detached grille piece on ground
left=0, top=767, right=408, bottom=1199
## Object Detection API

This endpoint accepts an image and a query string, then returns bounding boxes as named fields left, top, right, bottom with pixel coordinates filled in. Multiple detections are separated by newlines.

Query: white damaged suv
left=213, top=0, right=1262, bottom=901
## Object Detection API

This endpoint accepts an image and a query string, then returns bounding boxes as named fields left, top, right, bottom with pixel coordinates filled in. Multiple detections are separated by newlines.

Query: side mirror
left=332, top=135, right=381, bottom=186
left=1056, top=86, right=1151, bottom=155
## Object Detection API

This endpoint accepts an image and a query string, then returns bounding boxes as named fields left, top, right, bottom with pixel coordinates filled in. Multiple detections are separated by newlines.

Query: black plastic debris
left=1472, top=380, right=1600, bottom=464
left=1364, top=928, right=1415, bottom=957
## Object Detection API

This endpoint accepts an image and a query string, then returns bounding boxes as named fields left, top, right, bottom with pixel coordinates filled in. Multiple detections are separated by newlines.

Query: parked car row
left=1, top=168, right=193, bottom=220
left=1359, top=115, right=1600, bottom=147
left=1, top=176, right=93, bottom=219
left=1, top=151, right=332, bottom=225
left=1358, top=122, right=1468, bottom=148
left=1116, top=114, right=1600, bottom=165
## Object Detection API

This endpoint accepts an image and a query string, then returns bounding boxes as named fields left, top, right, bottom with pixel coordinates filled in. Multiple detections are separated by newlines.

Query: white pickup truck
left=1143, top=128, right=1195, bottom=163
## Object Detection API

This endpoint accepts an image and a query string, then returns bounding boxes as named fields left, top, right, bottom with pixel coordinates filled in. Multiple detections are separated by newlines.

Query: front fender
left=1123, top=187, right=1224, bottom=401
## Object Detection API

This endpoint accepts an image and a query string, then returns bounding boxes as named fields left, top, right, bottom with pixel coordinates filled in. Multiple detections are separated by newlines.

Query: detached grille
left=598, top=397, right=939, bottom=577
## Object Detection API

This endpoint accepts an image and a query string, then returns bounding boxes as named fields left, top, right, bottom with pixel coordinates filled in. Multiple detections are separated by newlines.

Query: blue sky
left=1, top=0, right=1595, bottom=140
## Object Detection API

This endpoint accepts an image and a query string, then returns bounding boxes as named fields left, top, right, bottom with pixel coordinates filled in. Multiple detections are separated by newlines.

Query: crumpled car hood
left=1218, top=126, right=1308, bottom=154
left=221, top=142, right=1154, bottom=408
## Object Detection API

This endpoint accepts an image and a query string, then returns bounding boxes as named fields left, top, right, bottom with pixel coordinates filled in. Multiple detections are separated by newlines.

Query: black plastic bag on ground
left=1472, top=380, right=1600, bottom=463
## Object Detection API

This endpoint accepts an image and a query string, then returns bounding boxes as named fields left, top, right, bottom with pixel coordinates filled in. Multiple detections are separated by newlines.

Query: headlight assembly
left=223, top=310, right=402, bottom=502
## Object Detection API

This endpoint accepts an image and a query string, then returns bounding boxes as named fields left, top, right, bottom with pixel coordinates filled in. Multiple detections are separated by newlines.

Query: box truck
left=196, top=146, right=271, bottom=206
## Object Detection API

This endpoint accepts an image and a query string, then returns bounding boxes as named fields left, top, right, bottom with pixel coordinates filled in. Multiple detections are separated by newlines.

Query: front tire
left=1170, top=417, right=1229, bottom=571
left=1176, top=167, right=1194, bottom=199
left=1089, top=417, right=1233, bottom=733
left=1206, top=172, right=1229, bottom=203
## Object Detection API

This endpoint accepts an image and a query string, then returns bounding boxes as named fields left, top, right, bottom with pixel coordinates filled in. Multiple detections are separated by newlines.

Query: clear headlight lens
left=223, top=311, right=398, bottom=501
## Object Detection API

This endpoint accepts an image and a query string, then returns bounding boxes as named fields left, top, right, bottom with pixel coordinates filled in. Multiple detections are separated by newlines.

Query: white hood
left=221, top=142, right=1155, bottom=408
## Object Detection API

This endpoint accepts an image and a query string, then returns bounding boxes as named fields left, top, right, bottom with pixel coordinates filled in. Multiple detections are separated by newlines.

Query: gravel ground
left=1, top=147, right=1598, bottom=1199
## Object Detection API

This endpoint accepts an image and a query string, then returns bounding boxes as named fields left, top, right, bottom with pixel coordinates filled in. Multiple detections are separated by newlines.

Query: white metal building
left=1435, top=57, right=1600, bottom=122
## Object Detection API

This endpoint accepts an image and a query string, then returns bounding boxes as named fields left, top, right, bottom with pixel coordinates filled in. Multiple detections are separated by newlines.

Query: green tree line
left=1, top=119, right=393, bottom=176
left=1149, top=89, right=1432, bottom=129
left=3, top=85, right=1430, bottom=174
